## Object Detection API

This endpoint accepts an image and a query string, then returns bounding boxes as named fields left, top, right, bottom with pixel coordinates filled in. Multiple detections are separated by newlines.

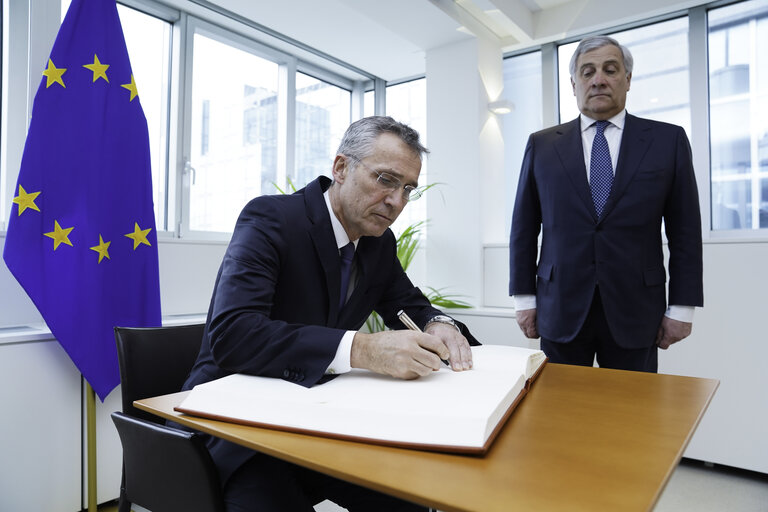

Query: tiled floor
left=655, top=459, right=768, bottom=512
left=98, top=459, right=768, bottom=511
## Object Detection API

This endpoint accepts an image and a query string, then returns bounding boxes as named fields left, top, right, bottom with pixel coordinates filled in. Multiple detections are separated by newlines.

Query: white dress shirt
left=323, top=190, right=358, bottom=375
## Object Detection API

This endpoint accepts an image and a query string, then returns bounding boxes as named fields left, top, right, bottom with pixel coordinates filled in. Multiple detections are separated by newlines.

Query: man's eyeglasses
left=347, top=156, right=422, bottom=201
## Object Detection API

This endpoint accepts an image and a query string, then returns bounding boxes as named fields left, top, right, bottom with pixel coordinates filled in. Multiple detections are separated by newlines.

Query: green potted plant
left=364, top=219, right=471, bottom=333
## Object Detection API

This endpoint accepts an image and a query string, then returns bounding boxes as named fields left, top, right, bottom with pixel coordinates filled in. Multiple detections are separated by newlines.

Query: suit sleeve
left=509, top=134, right=542, bottom=297
left=663, top=127, right=703, bottom=307
left=206, top=196, right=344, bottom=387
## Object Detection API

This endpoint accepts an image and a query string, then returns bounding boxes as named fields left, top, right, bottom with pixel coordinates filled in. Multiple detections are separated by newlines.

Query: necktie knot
left=339, top=242, right=354, bottom=265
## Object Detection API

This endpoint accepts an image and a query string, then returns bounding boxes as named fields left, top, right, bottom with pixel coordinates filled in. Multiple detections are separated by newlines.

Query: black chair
left=111, top=323, right=225, bottom=512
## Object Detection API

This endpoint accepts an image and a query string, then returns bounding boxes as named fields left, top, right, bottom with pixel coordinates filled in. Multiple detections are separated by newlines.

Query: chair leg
left=118, top=470, right=131, bottom=512
left=117, top=493, right=131, bottom=512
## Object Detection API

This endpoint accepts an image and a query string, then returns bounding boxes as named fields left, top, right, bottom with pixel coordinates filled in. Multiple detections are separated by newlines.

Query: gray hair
left=336, top=116, right=429, bottom=163
left=569, top=35, right=634, bottom=78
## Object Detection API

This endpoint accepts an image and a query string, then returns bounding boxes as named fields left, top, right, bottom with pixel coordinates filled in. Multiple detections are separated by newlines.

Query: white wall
left=425, top=36, right=508, bottom=305
left=0, top=234, right=224, bottom=510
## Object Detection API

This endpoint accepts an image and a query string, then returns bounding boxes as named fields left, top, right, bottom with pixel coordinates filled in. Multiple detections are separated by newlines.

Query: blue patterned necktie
left=338, top=242, right=355, bottom=309
left=590, top=120, right=614, bottom=218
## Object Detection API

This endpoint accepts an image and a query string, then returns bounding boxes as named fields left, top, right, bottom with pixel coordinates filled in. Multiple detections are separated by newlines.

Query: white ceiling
left=210, top=0, right=708, bottom=82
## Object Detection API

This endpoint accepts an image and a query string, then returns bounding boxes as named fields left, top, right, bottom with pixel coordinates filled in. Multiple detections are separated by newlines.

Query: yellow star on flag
left=125, top=222, right=152, bottom=249
left=42, top=59, right=67, bottom=88
left=90, top=235, right=111, bottom=263
left=83, top=54, right=109, bottom=83
left=121, top=74, right=138, bottom=101
left=44, top=220, right=74, bottom=250
left=12, top=185, right=41, bottom=216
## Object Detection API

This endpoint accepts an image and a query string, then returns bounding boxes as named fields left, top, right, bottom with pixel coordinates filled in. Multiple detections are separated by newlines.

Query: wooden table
left=135, top=363, right=718, bottom=512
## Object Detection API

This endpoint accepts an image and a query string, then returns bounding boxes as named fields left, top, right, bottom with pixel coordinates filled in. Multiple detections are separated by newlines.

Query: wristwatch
left=425, top=315, right=460, bottom=332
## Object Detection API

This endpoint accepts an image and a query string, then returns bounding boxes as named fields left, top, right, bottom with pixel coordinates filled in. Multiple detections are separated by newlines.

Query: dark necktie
left=338, top=242, right=354, bottom=309
left=590, top=120, right=613, bottom=218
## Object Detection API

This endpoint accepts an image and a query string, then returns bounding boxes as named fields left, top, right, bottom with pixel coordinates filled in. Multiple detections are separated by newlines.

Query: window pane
left=189, top=33, right=279, bottom=232
left=558, top=17, right=690, bottom=134
left=709, top=0, right=768, bottom=230
left=386, top=78, right=427, bottom=235
left=118, top=5, right=172, bottom=231
left=364, top=90, right=375, bottom=116
left=503, top=51, right=543, bottom=232
left=294, top=72, right=350, bottom=189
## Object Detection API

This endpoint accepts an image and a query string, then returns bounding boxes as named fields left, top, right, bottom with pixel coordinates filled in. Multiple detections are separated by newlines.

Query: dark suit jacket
left=182, top=176, right=477, bottom=483
left=509, top=114, right=703, bottom=348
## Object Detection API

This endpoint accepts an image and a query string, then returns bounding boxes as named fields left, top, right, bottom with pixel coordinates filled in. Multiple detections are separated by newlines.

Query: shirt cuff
left=665, top=305, right=695, bottom=323
left=513, top=295, right=537, bottom=311
left=325, top=330, right=355, bottom=375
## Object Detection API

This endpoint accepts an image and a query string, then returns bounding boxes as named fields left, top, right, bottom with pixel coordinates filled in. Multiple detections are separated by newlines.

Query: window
left=364, top=89, right=375, bottom=116
left=117, top=5, right=172, bottom=231
left=187, top=31, right=280, bottom=233
left=386, top=78, right=427, bottom=235
left=502, top=51, right=543, bottom=233
left=0, top=2, right=5, bottom=227
left=294, top=72, right=350, bottom=188
left=558, top=17, right=690, bottom=132
left=708, top=0, right=768, bottom=230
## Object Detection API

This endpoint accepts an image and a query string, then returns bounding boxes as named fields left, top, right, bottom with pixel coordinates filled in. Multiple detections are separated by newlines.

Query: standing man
left=509, top=35, right=703, bottom=371
left=183, top=116, right=478, bottom=511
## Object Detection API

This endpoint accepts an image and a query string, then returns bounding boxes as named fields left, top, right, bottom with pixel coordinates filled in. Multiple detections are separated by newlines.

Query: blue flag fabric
left=3, top=0, right=162, bottom=401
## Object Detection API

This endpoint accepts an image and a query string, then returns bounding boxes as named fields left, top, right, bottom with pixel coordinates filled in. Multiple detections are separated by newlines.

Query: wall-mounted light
left=488, top=99, right=515, bottom=115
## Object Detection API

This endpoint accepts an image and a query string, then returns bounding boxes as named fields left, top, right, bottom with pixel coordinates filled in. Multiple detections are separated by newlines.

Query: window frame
left=177, top=17, right=369, bottom=240
left=179, top=17, right=300, bottom=241
left=117, top=0, right=177, bottom=235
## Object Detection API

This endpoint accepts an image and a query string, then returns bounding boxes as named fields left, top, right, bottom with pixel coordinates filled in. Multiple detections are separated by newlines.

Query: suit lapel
left=600, top=114, right=652, bottom=220
left=553, top=118, right=596, bottom=221
left=304, top=177, right=343, bottom=325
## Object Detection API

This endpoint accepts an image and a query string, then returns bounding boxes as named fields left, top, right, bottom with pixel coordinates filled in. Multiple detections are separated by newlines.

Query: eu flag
left=2, top=0, right=161, bottom=401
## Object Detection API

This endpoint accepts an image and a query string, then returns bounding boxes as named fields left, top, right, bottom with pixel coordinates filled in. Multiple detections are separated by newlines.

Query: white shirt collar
left=323, top=189, right=359, bottom=250
left=580, top=109, right=627, bottom=132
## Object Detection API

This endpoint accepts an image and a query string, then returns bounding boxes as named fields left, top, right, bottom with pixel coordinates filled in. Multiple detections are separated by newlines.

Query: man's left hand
left=424, top=322, right=473, bottom=371
left=656, top=317, right=693, bottom=349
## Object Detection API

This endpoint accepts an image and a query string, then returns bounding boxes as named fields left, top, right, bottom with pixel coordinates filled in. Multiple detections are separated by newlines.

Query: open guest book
left=175, top=345, right=547, bottom=454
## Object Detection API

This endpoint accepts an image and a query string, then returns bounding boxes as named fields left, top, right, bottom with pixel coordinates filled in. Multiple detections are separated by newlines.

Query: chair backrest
left=114, top=323, right=204, bottom=423
left=111, top=411, right=225, bottom=512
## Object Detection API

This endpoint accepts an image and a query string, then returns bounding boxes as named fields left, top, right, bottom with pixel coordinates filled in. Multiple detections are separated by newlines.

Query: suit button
left=282, top=369, right=290, bottom=378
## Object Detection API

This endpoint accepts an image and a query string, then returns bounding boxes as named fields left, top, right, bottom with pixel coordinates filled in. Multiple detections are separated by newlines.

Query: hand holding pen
left=397, top=310, right=450, bottom=367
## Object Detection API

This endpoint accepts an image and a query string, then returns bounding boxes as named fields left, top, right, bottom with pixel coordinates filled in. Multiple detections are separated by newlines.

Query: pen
left=397, top=310, right=450, bottom=367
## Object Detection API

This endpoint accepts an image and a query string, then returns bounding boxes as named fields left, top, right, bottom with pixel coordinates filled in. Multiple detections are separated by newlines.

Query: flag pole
left=86, top=381, right=98, bottom=512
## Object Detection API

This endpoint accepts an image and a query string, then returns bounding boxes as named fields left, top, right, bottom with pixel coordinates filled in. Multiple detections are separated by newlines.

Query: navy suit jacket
left=182, top=176, right=477, bottom=483
left=509, top=114, right=703, bottom=348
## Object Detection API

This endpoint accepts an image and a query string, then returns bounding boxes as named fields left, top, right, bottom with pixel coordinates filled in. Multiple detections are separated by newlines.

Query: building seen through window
left=189, top=33, right=279, bottom=233
left=708, top=0, right=768, bottom=230
left=294, top=72, right=351, bottom=189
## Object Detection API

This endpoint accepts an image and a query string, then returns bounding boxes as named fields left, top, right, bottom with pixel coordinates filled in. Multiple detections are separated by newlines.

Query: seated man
left=182, top=115, right=479, bottom=512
